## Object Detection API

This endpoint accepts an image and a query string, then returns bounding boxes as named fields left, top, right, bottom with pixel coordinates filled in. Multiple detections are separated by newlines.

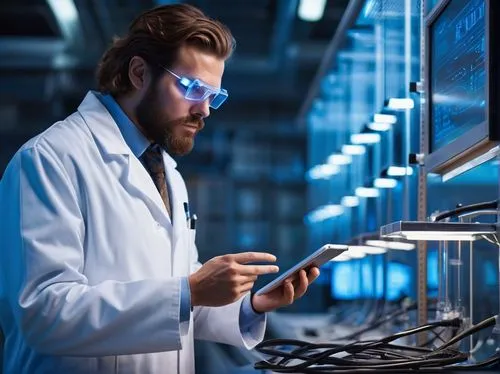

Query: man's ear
left=128, top=56, right=150, bottom=91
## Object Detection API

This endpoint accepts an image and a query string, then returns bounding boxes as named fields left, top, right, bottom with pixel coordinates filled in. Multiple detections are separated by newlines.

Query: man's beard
left=136, top=82, right=204, bottom=156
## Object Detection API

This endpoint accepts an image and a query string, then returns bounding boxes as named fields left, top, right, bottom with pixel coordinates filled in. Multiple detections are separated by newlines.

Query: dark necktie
left=141, top=144, right=172, bottom=218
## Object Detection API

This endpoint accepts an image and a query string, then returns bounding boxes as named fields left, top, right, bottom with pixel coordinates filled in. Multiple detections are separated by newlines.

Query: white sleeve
left=192, top=298, right=266, bottom=349
left=0, top=145, right=184, bottom=356
left=189, top=244, right=266, bottom=349
left=183, top=191, right=266, bottom=349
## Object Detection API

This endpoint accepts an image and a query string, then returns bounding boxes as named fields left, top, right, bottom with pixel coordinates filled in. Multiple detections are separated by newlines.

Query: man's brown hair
left=96, top=4, right=235, bottom=96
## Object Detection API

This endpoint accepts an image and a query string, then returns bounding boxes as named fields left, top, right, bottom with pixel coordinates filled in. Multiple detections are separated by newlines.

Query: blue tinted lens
left=181, top=78, right=228, bottom=109
left=185, top=80, right=208, bottom=100
left=209, top=90, right=228, bottom=109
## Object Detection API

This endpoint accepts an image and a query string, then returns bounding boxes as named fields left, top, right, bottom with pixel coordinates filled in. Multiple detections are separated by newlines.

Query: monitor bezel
left=424, top=0, right=499, bottom=175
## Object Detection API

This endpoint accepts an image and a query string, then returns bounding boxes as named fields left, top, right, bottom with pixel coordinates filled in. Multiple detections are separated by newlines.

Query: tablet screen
left=255, top=244, right=348, bottom=296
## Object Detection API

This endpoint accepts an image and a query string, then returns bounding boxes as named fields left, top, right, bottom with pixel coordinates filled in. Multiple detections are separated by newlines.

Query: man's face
left=136, top=45, right=225, bottom=155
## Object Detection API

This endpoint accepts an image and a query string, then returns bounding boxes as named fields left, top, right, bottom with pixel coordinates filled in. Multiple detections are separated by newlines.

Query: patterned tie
left=140, top=144, right=172, bottom=218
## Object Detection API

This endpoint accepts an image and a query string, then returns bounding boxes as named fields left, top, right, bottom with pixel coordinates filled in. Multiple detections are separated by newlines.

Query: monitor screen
left=332, top=257, right=404, bottom=300
left=429, top=0, right=486, bottom=153
left=386, top=262, right=412, bottom=301
left=427, top=248, right=439, bottom=297
left=331, top=262, right=361, bottom=300
left=483, top=259, right=498, bottom=287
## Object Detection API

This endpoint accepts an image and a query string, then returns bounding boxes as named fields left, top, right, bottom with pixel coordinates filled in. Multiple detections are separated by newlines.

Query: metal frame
left=417, top=0, right=428, bottom=344
left=424, top=0, right=500, bottom=175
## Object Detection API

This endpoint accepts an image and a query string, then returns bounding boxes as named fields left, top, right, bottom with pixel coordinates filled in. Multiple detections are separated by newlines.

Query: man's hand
left=251, top=267, right=320, bottom=313
left=188, top=252, right=279, bottom=307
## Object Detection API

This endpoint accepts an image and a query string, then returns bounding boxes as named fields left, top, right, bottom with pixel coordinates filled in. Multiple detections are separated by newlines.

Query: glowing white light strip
left=327, top=153, right=352, bottom=165
left=342, top=144, right=366, bottom=155
left=346, top=247, right=366, bottom=259
left=349, top=245, right=387, bottom=255
left=307, top=164, right=340, bottom=180
left=341, top=196, right=360, bottom=207
left=47, top=0, right=78, bottom=23
left=365, top=240, right=415, bottom=251
left=351, top=133, right=381, bottom=144
left=374, top=178, right=398, bottom=189
left=306, top=204, right=344, bottom=223
left=384, top=231, right=477, bottom=241
left=373, top=113, right=397, bottom=124
left=367, top=122, right=391, bottom=131
left=298, top=0, right=327, bottom=21
left=355, top=187, right=379, bottom=198
left=386, top=98, right=414, bottom=110
left=387, top=166, right=413, bottom=176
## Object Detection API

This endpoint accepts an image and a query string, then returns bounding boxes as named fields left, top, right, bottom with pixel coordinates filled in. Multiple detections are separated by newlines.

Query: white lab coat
left=0, top=92, right=266, bottom=374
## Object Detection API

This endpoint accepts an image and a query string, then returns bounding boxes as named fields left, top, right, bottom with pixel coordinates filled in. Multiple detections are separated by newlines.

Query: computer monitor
left=331, top=259, right=413, bottom=301
left=386, top=262, right=412, bottom=301
left=331, top=262, right=361, bottom=300
left=424, top=0, right=499, bottom=177
left=427, top=248, right=439, bottom=297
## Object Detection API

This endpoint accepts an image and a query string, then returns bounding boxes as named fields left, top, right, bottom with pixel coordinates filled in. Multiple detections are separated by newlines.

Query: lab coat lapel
left=77, top=92, right=171, bottom=226
left=162, top=154, right=185, bottom=254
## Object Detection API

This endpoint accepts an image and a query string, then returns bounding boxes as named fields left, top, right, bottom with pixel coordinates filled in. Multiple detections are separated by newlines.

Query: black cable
left=433, top=199, right=498, bottom=222
left=375, top=318, right=461, bottom=345
left=255, top=352, right=468, bottom=372
left=333, top=302, right=418, bottom=341
left=256, top=321, right=462, bottom=371
left=263, top=355, right=499, bottom=373
left=451, top=353, right=500, bottom=369
left=420, top=324, right=458, bottom=347
left=254, top=315, right=498, bottom=373
left=436, top=315, right=497, bottom=351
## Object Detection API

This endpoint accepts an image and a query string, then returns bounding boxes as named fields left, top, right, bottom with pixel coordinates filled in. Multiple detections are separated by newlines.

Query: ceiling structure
left=0, top=0, right=350, bottom=170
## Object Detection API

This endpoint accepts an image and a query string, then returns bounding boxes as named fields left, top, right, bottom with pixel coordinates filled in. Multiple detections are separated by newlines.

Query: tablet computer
left=255, top=244, right=348, bottom=296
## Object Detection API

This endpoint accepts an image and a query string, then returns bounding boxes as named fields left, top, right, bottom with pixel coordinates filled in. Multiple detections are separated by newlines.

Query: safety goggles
left=163, top=68, right=228, bottom=109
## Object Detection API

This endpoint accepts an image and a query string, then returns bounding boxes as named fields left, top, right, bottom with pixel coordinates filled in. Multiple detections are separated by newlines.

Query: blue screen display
left=427, top=249, right=439, bottom=290
left=332, top=258, right=409, bottom=301
left=430, top=0, right=486, bottom=152
left=332, top=262, right=361, bottom=300
left=483, top=260, right=498, bottom=287
left=387, top=263, right=412, bottom=301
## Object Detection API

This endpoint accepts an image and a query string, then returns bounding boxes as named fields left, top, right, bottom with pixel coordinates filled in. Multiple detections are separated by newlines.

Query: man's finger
left=242, top=275, right=258, bottom=283
left=292, top=270, right=308, bottom=300
left=238, top=264, right=279, bottom=275
left=239, top=282, right=255, bottom=294
left=231, top=252, right=277, bottom=264
left=307, top=267, right=320, bottom=283
left=289, top=273, right=301, bottom=288
left=234, top=275, right=258, bottom=284
left=283, top=280, right=294, bottom=304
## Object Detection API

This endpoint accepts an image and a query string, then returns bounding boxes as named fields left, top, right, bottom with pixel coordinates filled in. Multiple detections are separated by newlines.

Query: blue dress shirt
left=94, top=92, right=262, bottom=333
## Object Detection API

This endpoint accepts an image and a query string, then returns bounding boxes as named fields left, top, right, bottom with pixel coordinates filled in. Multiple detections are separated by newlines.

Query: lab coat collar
left=78, top=91, right=131, bottom=156
left=94, top=91, right=150, bottom=159
left=78, top=91, right=173, bottom=225
left=77, top=91, right=178, bottom=170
